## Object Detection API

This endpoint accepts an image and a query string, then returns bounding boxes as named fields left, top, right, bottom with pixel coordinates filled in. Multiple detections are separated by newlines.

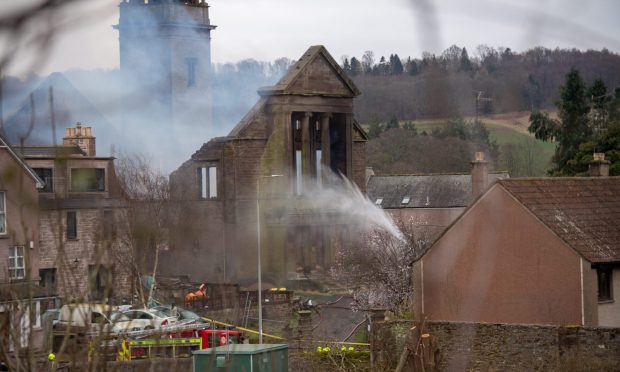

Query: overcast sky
left=5, top=0, right=620, bottom=76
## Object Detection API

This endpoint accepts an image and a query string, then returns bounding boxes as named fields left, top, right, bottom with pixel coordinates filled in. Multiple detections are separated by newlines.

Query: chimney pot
left=471, top=152, right=489, bottom=201
left=589, top=153, right=610, bottom=177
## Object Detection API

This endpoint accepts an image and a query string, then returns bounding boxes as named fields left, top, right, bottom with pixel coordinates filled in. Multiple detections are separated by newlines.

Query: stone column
left=345, top=114, right=353, bottom=178
left=321, top=113, right=331, bottom=182
left=302, top=112, right=313, bottom=181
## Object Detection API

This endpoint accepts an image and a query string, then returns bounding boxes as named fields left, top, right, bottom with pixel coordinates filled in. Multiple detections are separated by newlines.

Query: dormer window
left=70, top=168, right=105, bottom=192
left=402, top=196, right=410, bottom=205
left=375, top=198, right=383, bottom=206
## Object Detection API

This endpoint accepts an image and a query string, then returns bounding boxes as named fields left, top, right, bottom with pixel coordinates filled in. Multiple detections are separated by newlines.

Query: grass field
left=364, top=112, right=557, bottom=176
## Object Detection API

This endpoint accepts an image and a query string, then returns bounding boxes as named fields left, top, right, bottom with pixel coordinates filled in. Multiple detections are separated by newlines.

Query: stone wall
left=38, top=208, right=132, bottom=302
left=371, top=320, right=620, bottom=371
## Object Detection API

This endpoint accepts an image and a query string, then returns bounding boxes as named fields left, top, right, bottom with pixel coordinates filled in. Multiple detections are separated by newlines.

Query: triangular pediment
left=258, top=45, right=360, bottom=98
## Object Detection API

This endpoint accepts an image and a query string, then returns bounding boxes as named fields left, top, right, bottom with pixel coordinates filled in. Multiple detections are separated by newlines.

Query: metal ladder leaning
left=242, top=292, right=252, bottom=329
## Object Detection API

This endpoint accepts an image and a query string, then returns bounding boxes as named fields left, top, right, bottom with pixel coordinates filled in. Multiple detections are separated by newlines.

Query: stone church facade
left=168, top=46, right=367, bottom=285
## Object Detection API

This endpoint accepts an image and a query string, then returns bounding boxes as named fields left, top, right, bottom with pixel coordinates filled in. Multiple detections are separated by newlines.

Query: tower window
left=187, top=58, right=198, bottom=87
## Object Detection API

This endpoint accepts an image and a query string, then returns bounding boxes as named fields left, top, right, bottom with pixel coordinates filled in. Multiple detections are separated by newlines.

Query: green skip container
left=193, top=344, right=288, bottom=372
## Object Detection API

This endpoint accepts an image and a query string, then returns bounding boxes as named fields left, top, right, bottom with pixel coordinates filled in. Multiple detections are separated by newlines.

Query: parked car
left=56, top=304, right=155, bottom=334
left=120, top=308, right=178, bottom=330
left=151, top=305, right=208, bottom=325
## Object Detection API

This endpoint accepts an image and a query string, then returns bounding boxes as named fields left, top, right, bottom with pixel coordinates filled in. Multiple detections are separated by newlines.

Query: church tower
left=115, top=0, right=216, bottom=132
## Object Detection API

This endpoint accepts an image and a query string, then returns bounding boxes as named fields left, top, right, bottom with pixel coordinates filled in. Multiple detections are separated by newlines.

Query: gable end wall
left=418, top=184, right=596, bottom=326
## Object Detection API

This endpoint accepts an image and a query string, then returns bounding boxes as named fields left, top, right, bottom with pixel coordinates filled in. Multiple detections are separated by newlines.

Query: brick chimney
left=589, top=153, right=610, bottom=177
left=471, top=152, right=488, bottom=199
left=63, top=122, right=96, bottom=156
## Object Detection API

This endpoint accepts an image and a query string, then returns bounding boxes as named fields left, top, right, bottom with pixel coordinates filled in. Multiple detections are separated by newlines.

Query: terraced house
left=16, top=123, right=132, bottom=303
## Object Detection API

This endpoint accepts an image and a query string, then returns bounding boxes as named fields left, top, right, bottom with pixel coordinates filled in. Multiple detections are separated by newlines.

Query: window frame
left=33, top=168, right=54, bottom=193
left=66, top=211, right=78, bottom=240
left=8, top=245, right=25, bottom=280
left=70, top=168, right=106, bottom=192
left=0, top=191, right=5, bottom=235
left=208, top=166, right=218, bottom=199
left=197, top=166, right=218, bottom=200
left=597, top=265, right=613, bottom=303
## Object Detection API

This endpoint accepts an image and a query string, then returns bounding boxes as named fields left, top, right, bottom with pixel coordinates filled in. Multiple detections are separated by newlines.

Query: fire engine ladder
left=101, top=322, right=213, bottom=341
left=242, top=292, right=252, bottom=329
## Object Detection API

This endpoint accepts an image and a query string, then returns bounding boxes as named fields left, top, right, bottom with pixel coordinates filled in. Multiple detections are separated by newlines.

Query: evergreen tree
left=349, top=57, right=362, bottom=76
left=588, top=78, right=609, bottom=110
left=376, top=56, right=388, bottom=76
left=385, top=115, right=400, bottom=130
left=529, top=68, right=592, bottom=175
left=390, top=54, right=404, bottom=75
left=459, top=48, right=473, bottom=71
left=342, top=57, right=351, bottom=75
left=406, top=58, right=419, bottom=76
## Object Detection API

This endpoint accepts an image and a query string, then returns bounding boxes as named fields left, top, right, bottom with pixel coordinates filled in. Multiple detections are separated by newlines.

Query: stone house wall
left=0, top=148, right=40, bottom=283
left=38, top=207, right=131, bottom=302
left=371, top=320, right=620, bottom=371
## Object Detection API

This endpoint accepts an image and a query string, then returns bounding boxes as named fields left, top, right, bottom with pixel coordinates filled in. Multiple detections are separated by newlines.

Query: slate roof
left=367, top=173, right=509, bottom=209
left=500, top=177, right=620, bottom=263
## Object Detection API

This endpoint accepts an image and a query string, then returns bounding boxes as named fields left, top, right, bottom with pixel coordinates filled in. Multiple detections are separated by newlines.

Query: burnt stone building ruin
left=168, top=46, right=368, bottom=284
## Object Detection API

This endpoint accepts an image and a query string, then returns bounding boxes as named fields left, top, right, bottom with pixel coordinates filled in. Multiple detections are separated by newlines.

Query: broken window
left=198, top=166, right=218, bottom=199
left=33, top=168, right=53, bottom=192
left=597, top=266, right=613, bottom=302
left=66, top=211, right=77, bottom=240
left=187, top=57, right=198, bottom=87
left=292, top=115, right=303, bottom=195
left=315, top=149, right=322, bottom=185
left=0, top=192, right=5, bottom=234
left=8, top=246, right=25, bottom=280
left=70, top=168, right=105, bottom=192
left=209, top=167, right=217, bottom=198
left=295, top=150, right=303, bottom=195
left=39, top=268, right=57, bottom=291
left=198, top=167, right=208, bottom=199
left=329, top=114, right=348, bottom=176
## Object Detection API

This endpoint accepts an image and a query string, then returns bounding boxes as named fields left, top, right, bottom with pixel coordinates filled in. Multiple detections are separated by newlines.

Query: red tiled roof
left=500, top=177, right=620, bottom=263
